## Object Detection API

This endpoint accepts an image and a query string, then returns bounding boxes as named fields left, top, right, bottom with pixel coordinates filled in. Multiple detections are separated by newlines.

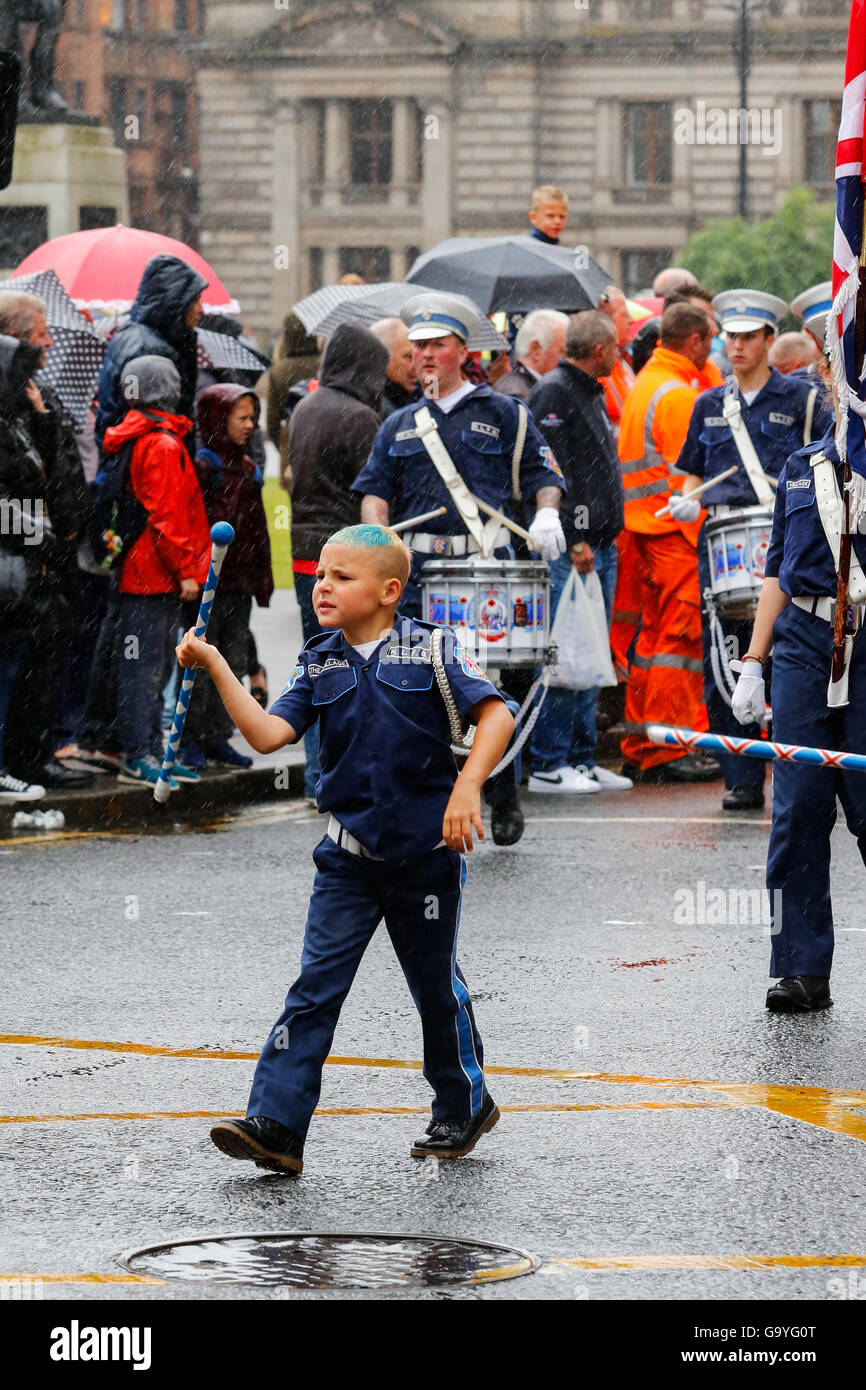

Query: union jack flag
left=830, top=0, right=866, bottom=464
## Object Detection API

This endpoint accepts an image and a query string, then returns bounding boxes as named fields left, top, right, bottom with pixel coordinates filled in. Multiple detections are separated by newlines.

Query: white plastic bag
left=547, top=568, right=617, bottom=691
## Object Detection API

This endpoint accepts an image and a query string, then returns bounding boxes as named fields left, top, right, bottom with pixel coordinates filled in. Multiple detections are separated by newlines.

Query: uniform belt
left=327, top=814, right=446, bottom=859
left=792, top=595, right=864, bottom=629
left=405, top=527, right=510, bottom=556
left=327, top=815, right=385, bottom=860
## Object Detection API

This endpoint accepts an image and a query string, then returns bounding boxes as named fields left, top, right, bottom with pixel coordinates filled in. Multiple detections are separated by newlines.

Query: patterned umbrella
left=0, top=267, right=105, bottom=430
left=292, top=282, right=508, bottom=351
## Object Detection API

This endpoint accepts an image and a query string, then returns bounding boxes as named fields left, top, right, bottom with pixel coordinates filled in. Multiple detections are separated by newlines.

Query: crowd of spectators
left=0, top=185, right=834, bottom=807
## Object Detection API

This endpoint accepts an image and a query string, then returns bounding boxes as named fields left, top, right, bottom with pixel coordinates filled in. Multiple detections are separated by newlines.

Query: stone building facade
left=197, top=0, right=847, bottom=342
left=56, top=0, right=202, bottom=245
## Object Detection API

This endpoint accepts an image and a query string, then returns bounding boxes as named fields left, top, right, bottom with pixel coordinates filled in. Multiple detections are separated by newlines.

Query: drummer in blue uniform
left=729, top=374, right=863, bottom=1013
left=353, top=291, right=567, bottom=845
left=674, top=289, right=833, bottom=811
left=790, top=281, right=834, bottom=388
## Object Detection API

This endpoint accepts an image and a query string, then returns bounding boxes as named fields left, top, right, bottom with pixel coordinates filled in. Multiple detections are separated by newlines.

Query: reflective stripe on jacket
left=618, top=345, right=704, bottom=543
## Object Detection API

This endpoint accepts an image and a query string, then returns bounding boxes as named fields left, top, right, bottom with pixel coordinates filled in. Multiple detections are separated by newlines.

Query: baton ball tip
left=211, top=522, right=235, bottom=546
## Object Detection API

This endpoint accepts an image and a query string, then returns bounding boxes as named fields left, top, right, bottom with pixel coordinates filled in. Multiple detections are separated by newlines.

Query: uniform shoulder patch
left=540, top=444, right=563, bottom=476
left=455, top=646, right=487, bottom=680
left=279, top=661, right=306, bottom=696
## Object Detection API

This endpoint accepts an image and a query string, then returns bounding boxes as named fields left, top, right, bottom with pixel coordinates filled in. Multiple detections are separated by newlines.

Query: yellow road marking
left=0, top=1272, right=164, bottom=1285
left=0, top=1100, right=738, bottom=1125
left=3, top=1034, right=866, bottom=1143
left=549, top=1253, right=866, bottom=1272
left=4, top=1254, right=865, bottom=1286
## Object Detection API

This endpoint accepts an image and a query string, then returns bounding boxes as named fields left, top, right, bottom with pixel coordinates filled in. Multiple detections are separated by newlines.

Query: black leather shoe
left=17, top=759, right=95, bottom=789
left=766, top=976, right=833, bottom=1013
left=210, top=1116, right=304, bottom=1173
left=650, top=754, right=721, bottom=784
left=722, top=785, right=765, bottom=811
left=490, top=795, right=525, bottom=846
left=410, top=1093, right=500, bottom=1159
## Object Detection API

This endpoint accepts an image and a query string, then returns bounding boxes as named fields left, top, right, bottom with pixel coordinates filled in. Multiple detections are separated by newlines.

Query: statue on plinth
left=0, top=0, right=67, bottom=116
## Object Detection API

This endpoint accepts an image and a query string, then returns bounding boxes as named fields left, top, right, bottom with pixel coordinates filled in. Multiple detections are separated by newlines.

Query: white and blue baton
left=154, top=521, right=235, bottom=804
left=647, top=724, right=866, bottom=774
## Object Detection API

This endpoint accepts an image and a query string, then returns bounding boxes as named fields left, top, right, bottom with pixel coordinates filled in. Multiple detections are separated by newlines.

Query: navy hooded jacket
left=94, top=254, right=207, bottom=447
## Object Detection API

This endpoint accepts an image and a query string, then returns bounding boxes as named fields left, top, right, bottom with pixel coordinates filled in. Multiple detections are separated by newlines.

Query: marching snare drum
left=421, top=557, right=551, bottom=668
left=705, top=506, right=774, bottom=619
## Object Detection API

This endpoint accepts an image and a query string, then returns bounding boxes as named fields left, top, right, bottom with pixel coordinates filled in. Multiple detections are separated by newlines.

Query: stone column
left=421, top=100, right=452, bottom=246
left=271, top=99, right=302, bottom=325
left=390, top=247, right=408, bottom=280
left=323, top=99, right=346, bottom=210
left=390, top=97, right=411, bottom=210
left=322, top=247, right=341, bottom=284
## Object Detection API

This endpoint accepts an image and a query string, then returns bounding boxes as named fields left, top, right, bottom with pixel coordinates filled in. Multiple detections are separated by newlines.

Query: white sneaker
left=0, top=772, right=46, bottom=803
left=527, top=766, right=601, bottom=794
left=586, top=764, right=634, bottom=791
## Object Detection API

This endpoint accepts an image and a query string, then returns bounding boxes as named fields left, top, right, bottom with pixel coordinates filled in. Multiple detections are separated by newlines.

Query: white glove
left=528, top=506, right=567, bottom=561
left=847, top=470, right=866, bottom=533
left=730, top=659, right=768, bottom=727
left=668, top=490, right=701, bottom=523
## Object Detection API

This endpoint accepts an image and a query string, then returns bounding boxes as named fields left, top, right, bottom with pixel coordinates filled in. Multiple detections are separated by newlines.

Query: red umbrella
left=12, top=224, right=239, bottom=314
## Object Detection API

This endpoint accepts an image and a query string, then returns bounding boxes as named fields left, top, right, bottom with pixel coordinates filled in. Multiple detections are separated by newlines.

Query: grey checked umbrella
left=0, top=267, right=105, bottom=430
left=291, top=282, right=508, bottom=351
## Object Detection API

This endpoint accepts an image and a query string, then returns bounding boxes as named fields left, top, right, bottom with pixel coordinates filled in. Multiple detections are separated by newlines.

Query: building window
left=0, top=206, right=49, bottom=266
left=175, top=0, right=189, bottom=32
left=132, top=0, right=146, bottom=31
left=157, top=83, right=188, bottom=151
left=805, top=99, right=840, bottom=187
left=632, top=0, right=671, bottom=15
left=72, top=0, right=87, bottom=26
left=406, top=246, right=422, bottom=272
left=309, top=248, right=323, bottom=290
left=79, top=206, right=117, bottom=232
left=624, top=102, right=672, bottom=185
left=71, top=81, right=86, bottom=112
left=622, top=250, right=673, bottom=297
left=109, top=78, right=128, bottom=145
left=339, top=246, right=391, bottom=282
left=348, top=100, right=393, bottom=189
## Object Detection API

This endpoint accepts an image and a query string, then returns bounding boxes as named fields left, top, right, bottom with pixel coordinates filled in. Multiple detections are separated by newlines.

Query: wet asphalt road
left=3, top=780, right=866, bottom=1303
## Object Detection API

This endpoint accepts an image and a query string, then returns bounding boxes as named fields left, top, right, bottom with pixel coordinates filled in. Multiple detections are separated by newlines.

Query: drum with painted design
left=421, top=558, right=550, bottom=667
left=705, top=505, right=774, bottom=619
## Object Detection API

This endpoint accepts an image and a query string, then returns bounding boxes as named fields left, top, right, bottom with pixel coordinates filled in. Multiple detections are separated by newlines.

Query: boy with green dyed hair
left=176, top=523, right=515, bottom=1174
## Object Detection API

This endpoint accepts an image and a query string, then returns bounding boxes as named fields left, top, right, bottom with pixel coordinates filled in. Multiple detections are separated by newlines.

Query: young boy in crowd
left=176, top=523, right=514, bottom=1174
left=180, top=384, right=274, bottom=770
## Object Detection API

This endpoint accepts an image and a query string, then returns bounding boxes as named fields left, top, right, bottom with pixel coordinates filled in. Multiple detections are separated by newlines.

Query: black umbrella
left=405, top=235, right=612, bottom=315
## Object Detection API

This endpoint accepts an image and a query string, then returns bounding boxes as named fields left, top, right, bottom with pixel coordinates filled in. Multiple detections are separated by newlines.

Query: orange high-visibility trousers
left=610, top=530, right=642, bottom=682
left=621, top=531, right=708, bottom=770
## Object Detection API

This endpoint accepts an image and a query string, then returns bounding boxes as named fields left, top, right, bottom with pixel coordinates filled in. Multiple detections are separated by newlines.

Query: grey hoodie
left=288, top=324, right=389, bottom=560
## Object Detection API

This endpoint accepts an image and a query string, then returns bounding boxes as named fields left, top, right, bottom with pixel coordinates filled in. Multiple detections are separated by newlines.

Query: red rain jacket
left=103, top=408, right=211, bottom=595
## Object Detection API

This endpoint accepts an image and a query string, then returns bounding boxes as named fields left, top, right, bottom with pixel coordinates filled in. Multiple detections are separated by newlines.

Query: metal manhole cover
left=120, top=1231, right=538, bottom=1289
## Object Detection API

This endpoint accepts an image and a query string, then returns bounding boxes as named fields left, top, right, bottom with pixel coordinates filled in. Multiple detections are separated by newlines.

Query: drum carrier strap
left=413, top=407, right=503, bottom=556
left=721, top=387, right=775, bottom=506
left=511, top=400, right=528, bottom=502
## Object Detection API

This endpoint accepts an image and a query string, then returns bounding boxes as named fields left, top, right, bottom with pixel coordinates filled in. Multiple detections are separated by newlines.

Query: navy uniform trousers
left=697, top=532, right=766, bottom=792
left=246, top=836, right=487, bottom=1140
left=767, top=601, right=866, bottom=978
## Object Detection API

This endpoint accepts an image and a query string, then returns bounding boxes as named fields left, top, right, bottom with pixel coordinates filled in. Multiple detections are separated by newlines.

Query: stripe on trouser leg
left=450, top=855, right=484, bottom=1116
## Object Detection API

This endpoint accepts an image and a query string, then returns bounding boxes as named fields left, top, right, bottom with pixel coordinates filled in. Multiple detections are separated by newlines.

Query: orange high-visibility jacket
left=618, top=345, right=704, bottom=542
left=601, top=353, right=636, bottom=431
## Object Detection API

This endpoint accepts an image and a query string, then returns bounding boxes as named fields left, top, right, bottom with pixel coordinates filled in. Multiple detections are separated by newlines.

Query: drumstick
left=471, top=494, right=535, bottom=545
left=390, top=506, right=448, bottom=533
left=154, top=521, right=235, bottom=804
left=654, top=465, right=740, bottom=518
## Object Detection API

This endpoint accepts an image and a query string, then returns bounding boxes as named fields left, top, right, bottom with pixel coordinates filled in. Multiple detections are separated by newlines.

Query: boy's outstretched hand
left=443, top=777, right=484, bottom=853
left=176, top=628, right=218, bottom=673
